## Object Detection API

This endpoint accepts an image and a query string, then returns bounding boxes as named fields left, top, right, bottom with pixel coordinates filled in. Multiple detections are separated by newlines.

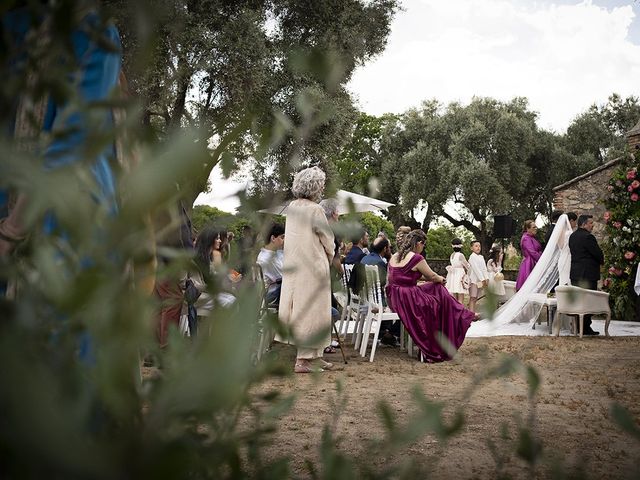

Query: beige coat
left=278, top=199, right=335, bottom=348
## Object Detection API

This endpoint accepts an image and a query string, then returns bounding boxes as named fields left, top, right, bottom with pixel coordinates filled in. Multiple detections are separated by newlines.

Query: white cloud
left=201, top=1, right=640, bottom=211
left=194, top=165, right=247, bottom=213
left=348, top=0, right=640, bottom=132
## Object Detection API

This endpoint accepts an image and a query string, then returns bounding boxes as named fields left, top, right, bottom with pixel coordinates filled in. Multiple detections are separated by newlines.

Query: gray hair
left=291, top=166, right=326, bottom=201
left=319, top=198, right=339, bottom=219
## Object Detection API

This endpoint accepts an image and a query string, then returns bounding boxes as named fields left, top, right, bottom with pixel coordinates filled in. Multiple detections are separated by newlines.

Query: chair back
left=555, top=285, right=610, bottom=315
left=252, top=263, right=269, bottom=309
left=363, top=265, right=384, bottom=309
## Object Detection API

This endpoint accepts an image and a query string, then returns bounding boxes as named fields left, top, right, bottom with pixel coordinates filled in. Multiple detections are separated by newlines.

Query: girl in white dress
left=445, top=238, right=470, bottom=303
left=487, top=244, right=506, bottom=297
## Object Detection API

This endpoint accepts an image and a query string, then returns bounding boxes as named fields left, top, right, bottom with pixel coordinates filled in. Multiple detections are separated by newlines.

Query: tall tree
left=377, top=98, right=539, bottom=251
left=566, top=93, right=640, bottom=164
left=332, top=112, right=396, bottom=194
left=104, top=0, right=399, bottom=204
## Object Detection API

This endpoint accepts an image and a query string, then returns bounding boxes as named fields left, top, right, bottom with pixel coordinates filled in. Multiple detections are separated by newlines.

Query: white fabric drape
left=469, top=215, right=573, bottom=336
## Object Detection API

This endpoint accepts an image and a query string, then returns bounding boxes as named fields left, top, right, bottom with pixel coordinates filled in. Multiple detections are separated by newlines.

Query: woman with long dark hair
left=191, top=226, right=237, bottom=319
left=386, top=230, right=478, bottom=362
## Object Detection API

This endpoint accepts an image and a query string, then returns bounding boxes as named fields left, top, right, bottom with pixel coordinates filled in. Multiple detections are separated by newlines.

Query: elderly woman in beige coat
left=278, top=167, right=335, bottom=373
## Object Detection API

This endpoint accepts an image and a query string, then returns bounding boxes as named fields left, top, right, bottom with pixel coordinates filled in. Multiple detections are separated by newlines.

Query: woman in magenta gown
left=386, top=230, right=477, bottom=363
left=515, top=220, right=542, bottom=291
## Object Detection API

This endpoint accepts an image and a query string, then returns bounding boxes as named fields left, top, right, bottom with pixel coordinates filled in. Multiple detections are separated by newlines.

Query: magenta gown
left=515, top=233, right=542, bottom=290
left=385, top=254, right=475, bottom=363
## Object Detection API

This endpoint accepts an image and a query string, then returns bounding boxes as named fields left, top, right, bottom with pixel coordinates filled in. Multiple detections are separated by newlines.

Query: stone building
left=552, top=119, right=640, bottom=243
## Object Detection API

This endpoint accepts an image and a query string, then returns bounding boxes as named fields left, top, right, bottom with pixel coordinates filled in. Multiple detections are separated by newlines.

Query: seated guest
left=361, top=237, right=391, bottom=298
left=386, top=230, right=478, bottom=362
left=361, top=237, right=399, bottom=343
left=395, top=226, right=412, bottom=252
left=343, top=227, right=369, bottom=293
left=190, top=227, right=237, bottom=322
left=343, top=228, right=369, bottom=264
left=256, top=223, right=285, bottom=306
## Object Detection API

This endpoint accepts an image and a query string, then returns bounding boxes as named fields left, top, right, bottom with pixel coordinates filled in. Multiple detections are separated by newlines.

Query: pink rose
left=632, top=180, right=640, bottom=190
left=603, top=278, right=611, bottom=288
left=613, top=221, right=622, bottom=229
left=627, top=169, right=637, bottom=180
left=608, top=267, right=623, bottom=277
left=607, top=185, right=614, bottom=191
left=632, top=193, right=639, bottom=202
left=624, top=251, right=636, bottom=260
left=603, top=211, right=611, bottom=222
left=628, top=185, right=634, bottom=192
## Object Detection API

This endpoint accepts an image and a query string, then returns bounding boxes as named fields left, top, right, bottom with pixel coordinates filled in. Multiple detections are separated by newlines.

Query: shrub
left=601, top=153, right=640, bottom=320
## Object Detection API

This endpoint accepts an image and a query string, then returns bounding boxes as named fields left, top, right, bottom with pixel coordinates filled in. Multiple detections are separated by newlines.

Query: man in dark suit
left=360, top=237, right=399, bottom=344
left=568, top=214, right=604, bottom=335
left=344, top=228, right=369, bottom=264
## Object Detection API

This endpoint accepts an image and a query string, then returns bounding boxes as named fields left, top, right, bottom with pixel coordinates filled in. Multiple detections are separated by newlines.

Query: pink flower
left=613, top=221, right=622, bottom=229
left=607, top=185, right=614, bottom=191
left=632, top=193, right=639, bottom=202
left=627, top=169, right=637, bottom=180
left=628, top=185, right=634, bottom=192
left=603, top=211, right=611, bottom=222
left=603, top=278, right=611, bottom=288
left=608, top=267, right=623, bottom=277
left=632, top=180, right=640, bottom=190
left=624, top=251, right=636, bottom=261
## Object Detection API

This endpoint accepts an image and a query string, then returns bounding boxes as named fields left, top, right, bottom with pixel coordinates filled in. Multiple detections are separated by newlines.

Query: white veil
left=468, top=214, right=573, bottom=336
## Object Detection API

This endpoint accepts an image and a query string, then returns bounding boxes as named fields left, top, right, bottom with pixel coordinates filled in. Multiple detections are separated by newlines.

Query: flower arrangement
left=602, top=154, right=640, bottom=320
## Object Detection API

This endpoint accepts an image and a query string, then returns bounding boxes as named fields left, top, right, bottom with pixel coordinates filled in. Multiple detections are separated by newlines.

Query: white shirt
left=468, top=252, right=490, bottom=285
left=256, top=248, right=284, bottom=293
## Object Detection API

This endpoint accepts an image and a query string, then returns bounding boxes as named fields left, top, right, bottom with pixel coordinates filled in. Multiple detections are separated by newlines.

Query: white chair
left=340, top=264, right=369, bottom=348
left=555, top=285, right=611, bottom=337
left=359, top=265, right=401, bottom=362
left=335, top=264, right=353, bottom=337
left=252, top=263, right=277, bottom=361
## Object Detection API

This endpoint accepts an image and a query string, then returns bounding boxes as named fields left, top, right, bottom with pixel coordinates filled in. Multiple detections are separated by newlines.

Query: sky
left=196, top=0, right=640, bottom=213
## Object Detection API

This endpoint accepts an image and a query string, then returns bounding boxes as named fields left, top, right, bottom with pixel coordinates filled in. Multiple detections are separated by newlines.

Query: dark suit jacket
left=568, top=227, right=604, bottom=284
left=544, top=223, right=555, bottom=248
left=344, top=245, right=366, bottom=264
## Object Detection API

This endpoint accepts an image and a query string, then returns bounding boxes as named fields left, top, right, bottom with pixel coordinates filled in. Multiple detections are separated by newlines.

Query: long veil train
left=468, top=214, right=573, bottom=336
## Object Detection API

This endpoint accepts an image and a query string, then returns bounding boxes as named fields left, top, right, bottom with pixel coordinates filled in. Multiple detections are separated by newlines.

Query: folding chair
left=339, top=264, right=369, bottom=346
left=252, top=263, right=277, bottom=361
left=359, top=265, right=401, bottom=362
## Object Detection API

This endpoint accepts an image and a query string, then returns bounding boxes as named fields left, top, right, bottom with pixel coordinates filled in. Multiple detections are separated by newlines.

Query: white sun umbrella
left=334, top=189, right=394, bottom=215
left=257, top=189, right=394, bottom=216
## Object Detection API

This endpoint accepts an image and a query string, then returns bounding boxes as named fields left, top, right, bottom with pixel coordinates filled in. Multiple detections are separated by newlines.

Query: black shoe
left=583, top=329, right=600, bottom=336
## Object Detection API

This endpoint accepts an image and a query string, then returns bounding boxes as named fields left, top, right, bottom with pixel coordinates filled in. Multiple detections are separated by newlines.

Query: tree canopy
left=565, top=93, right=640, bottom=164
left=104, top=0, right=399, bottom=203
left=349, top=96, right=618, bottom=252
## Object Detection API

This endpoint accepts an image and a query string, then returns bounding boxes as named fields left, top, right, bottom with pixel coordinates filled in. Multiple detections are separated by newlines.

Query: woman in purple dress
left=386, top=230, right=478, bottom=363
left=515, top=220, right=542, bottom=291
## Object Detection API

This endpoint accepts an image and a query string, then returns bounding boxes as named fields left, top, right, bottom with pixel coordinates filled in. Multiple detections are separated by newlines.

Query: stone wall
left=552, top=162, right=619, bottom=243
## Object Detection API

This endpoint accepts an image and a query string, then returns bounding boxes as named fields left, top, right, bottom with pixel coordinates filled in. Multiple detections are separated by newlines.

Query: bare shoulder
left=390, top=251, right=416, bottom=268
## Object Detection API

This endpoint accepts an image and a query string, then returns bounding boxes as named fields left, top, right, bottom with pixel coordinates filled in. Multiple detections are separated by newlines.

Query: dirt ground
left=253, top=336, right=640, bottom=479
